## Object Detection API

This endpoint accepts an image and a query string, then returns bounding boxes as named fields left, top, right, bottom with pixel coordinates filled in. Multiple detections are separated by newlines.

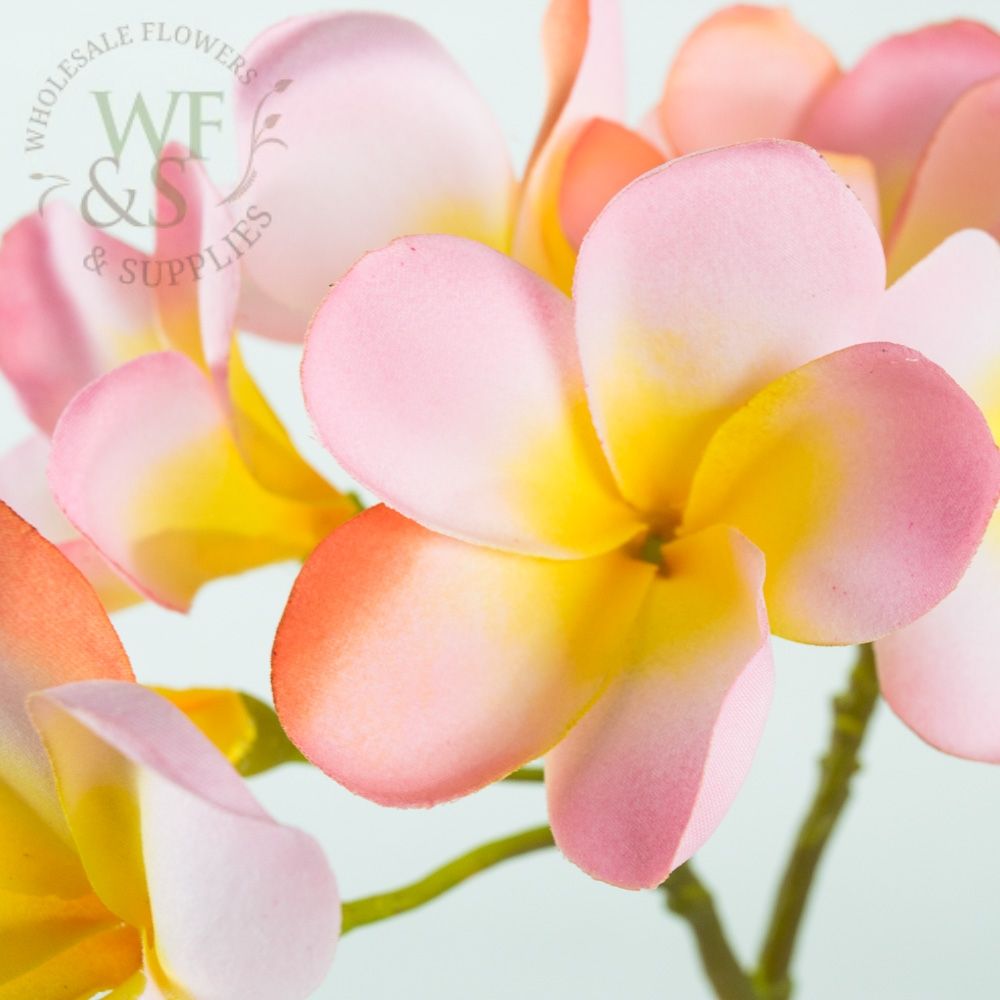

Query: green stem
left=340, top=826, right=555, bottom=934
left=503, top=765, right=545, bottom=782
left=752, top=645, right=880, bottom=1000
left=662, top=863, right=759, bottom=1000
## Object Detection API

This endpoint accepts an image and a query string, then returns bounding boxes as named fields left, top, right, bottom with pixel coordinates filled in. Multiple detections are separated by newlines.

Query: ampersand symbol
left=83, top=245, right=108, bottom=275
left=80, top=156, right=143, bottom=229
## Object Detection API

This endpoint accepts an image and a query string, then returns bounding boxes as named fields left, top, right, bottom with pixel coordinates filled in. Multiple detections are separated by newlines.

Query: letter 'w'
left=92, top=91, right=183, bottom=158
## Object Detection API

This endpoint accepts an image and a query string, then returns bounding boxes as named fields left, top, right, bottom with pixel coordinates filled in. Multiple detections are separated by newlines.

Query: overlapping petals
left=573, top=142, right=886, bottom=514
left=802, top=19, right=1000, bottom=229
left=234, top=0, right=620, bottom=340
left=0, top=502, right=338, bottom=998
left=232, top=11, right=515, bottom=342
left=0, top=148, right=355, bottom=610
left=302, top=235, right=640, bottom=558
left=868, top=230, right=1000, bottom=759
left=659, top=6, right=838, bottom=154
left=277, top=141, right=1000, bottom=887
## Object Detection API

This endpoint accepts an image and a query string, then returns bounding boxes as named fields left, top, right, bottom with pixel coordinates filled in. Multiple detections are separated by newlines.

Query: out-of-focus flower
left=0, top=501, right=339, bottom=998
left=0, top=145, right=356, bottom=612
left=271, top=141, right=1000, bottom=889
left=557, top=7, right=1000, bottom=280
left=231, top=0, right=622, bottom=336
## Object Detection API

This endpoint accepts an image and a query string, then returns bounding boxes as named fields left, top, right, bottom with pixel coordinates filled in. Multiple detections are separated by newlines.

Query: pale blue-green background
left=1, top=2, right=998, bottom=997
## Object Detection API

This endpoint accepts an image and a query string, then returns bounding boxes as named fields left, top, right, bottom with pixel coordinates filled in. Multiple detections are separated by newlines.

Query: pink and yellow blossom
left=0, top=502, right=339, bottom=998
left=271, top=141, right=1000, bottom=889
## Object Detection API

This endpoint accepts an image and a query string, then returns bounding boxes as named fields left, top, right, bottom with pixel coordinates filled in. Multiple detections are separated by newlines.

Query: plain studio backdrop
left=1, top=2, right=998, bottom=997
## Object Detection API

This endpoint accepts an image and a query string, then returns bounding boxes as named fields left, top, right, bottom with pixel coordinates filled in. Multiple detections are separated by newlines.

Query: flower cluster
left=1, top=3, right=999, bottom=997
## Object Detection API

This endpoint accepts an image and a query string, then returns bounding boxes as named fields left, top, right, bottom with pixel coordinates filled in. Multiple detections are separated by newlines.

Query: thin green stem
left=752, top=645, right=880, bottom=1000
left=340, top=826, right=555, bottom=934
left=503, top=765, right=545, bottom=782
left=662, top=863, right=759, bottom=1000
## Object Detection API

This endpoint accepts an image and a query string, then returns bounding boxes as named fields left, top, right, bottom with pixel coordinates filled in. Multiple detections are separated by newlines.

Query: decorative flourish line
left=219, top=78, right=292, bottom=206
left=31, top=172, right=70, bottom=215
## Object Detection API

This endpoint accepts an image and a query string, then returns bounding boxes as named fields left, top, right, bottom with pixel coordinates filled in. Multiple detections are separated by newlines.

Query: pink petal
left=802, top=20, right=1000, bottom=229
left=0, top=436, right=139, bottom=611
left=558, top=117, right=663, bottom=248
left=878, top=229, right=1000, bottom=398
left=512, top=0, right=625, bottom=290
left=29, top=681, right=338, bottom=1000
left=547, top=526, right=771, bottom=889
left=0, top=502, right=132, bottom=837
left=876, top=533, right=1000, bottom=762
left=49, top=351, right=352, bottom=611
left=574, top=140, right=885, bottom=514
left=153, top=142, right=238, bottom=391
left=0, top=204, right=157, bottom=432
left=660, top=6, right=839, bottom=154
left=683, top=343, right=1000, bottom=645
left=233, top=13, right=513, bottom=342
left=303, top=235, right=641, bottom=557
left=887, top=77, right=1000, bottom=280
left=272, top=505, right=655, bottom=806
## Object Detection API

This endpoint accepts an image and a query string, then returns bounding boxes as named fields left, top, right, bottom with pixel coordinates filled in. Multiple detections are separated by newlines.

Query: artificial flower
left=0, top=145, right=355, bottom=611
left=271, top=141, right=1000, bottom=889
left=0, top=501, right=339, bottom=997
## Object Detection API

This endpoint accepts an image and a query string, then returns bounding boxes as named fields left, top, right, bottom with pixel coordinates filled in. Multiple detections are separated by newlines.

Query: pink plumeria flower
left=270, top=141, right=1000, bottom=889
left=232, top=0, right=622, bottom=338
left=0, top=502, right=338, bottom=997
left=0, top=145, right=355, bottom=612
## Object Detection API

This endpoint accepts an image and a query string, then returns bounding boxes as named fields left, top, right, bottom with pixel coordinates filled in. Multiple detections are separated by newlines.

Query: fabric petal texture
left=272, top=505, right=655, bottom=806
left=303, top=235, right=641, bottom=558
left=660, top=5, right=839, bottom=154
left=547, top=526, right=772, bottom=889
left=29, top=681, right=339, bottom=1000
left=233, top=11, right=514, bottom=342
left=802, top=20, right=1000, bottom=229
left=49, top=351, right=352, bottom=610
left=683, top=343, right=1000, bottom=645
left=574, top=140, right=886, bottom=515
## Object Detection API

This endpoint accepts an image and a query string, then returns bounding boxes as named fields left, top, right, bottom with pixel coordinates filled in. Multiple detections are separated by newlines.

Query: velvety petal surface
left=802, top=20, right=1000, bottom=229
left=887, top=77, right=1000, bottom=280
left=574, top=140, right=886, bottom=515
left=512, top=0, right=625, bottom=291
left=547, top=526, right=771, bottom=889
left=0, top=204, right=158, bottom=432
left=683, top=343, right=1000, bottom=645
left=660, top=6, right=839, bottom=153
left=273, top=505, right=655, bottom=806
left=29, top=681, right=339, bottom=1000
left=50, top=352, right=353, bottom=611
left=233, top=12, right=513, bottom=341
left=303, top=235, right=640, bottom=557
